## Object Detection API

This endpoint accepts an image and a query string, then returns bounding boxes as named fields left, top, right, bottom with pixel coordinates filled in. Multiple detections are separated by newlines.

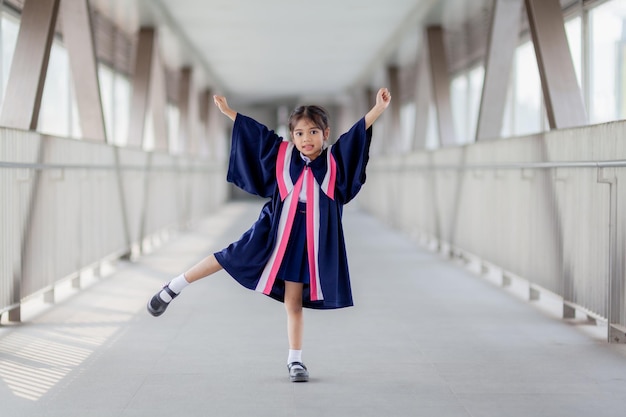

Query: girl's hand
left=214, top=95, right=237, bottom=121
left=365, top=87, right=391, bottom=129
left=376, top=88, right=391, bottom=110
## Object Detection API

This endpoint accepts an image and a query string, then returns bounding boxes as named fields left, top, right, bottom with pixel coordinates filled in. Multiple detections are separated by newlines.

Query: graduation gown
left=214, top=114, right=372, bottom=309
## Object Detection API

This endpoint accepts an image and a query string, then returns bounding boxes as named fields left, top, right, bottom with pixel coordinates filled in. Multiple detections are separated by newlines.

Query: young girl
left=147, top=88, right=391, bottom=382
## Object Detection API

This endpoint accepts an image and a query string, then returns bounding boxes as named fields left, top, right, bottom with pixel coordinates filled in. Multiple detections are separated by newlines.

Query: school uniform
left=214, top=114, right=372, bottom=309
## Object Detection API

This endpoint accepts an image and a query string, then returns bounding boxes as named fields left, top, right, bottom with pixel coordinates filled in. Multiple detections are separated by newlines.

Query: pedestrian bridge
left=3, top=0, right=626, bottom=415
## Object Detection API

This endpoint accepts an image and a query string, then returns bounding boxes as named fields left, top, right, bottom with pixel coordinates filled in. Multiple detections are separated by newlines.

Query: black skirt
left=276, top=202, right=310, bottom=284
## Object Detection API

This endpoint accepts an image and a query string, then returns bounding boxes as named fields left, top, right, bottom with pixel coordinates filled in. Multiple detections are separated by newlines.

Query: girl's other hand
left=214, top=95, right=229, bottom=112
left=364, top=88, right=391, bottom=129
left=376, top=88, right=391, bottom=109
left=214, top=95, right=237, bottom=121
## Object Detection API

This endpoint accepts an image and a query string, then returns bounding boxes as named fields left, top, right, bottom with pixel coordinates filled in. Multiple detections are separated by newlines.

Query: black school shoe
left=147, top=284, right=178, bottom=317
left=288, top=362, right=309, bottom=382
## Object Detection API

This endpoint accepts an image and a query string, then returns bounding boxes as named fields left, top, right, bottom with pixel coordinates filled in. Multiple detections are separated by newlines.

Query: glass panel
left=38, top=42, right=70, bottom=137
left=400, top=102, right=416, bottom=151
left=514, top=41, right=542, bottom=135
left=167, top=103, right=180, bottom=153
left=114, top=73, right=130, bottom=146
left=450, top=65, right=484, bottom=143
left=425, top=103, right=439, bottom=149
left=70, top=79, right=81, bottom=139
left=501, top=80, right=514, bottom=138
left=0, top=11, right=19, bottom=112
left=589, top=0, right=626, bottom=123
left=144, top=109, right=155, bottom=151
left=467, top=65, right=484, bottom=142
left=451, top=74, right=468, bottom=143
left=98, top=63, right=114, bottom=142
left=565, top=15, right=582, bottom=89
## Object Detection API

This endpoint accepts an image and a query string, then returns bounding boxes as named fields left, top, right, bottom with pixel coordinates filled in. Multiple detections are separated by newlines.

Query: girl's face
left=291, top=118, right=329, bottom=161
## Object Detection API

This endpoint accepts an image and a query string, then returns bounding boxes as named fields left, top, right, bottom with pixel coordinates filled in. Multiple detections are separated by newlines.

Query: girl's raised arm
left=364, top=88, right=391, bottom=129
left=214, top=95, right=237, bottom=121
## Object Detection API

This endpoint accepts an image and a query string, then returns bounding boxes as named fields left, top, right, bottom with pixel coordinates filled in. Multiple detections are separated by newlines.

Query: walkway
left=2, top=200, right=626, bottom=417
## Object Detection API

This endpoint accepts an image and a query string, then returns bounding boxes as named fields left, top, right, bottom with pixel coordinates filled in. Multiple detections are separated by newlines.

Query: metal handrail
left=0, top=161, right=222, bottom=171
left=375, top=159, right=626, bottom=171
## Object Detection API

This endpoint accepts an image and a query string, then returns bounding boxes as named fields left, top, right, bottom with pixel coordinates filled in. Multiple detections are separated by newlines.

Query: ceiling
left=93, top=0, right=490, bottom=105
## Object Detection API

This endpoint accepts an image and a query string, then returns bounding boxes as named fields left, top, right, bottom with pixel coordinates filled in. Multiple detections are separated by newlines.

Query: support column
left=128, top=27, right=168, bottom=150
left=178, top=66, right=200, bottom=155
left=199, top=89, right=211, bottom=157
left=0, top=0, right=59, bottom=130
left=128, top=28, right=153, bottom=148
left=2, top=0, right=59, bottom=322
left=387, top=66, right=401, bottom=153
left=476, top=0, right=522, bottom=141
left=525, top=0, right=587, bottom=129
left=178, top=67, right=192, bottom=154
left=426, top=26, right=456, bottom=146
left=60, top=0, right=106, bottom=142
left=413, top=48, right=430, bottom=150
left=149, top=43, right=168, bottom=151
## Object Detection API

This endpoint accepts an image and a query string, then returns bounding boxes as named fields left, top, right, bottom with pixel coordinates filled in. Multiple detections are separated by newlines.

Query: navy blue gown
left=214, top=114, right=372, bottom=309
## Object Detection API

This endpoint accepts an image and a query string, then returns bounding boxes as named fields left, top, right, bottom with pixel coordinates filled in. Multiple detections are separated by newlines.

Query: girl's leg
left=147, top=254, right=223, bottom=316
left=184, top=254, right=223, bottom=282
left=284, top=281, right=304, bottom=350
left=284, top=281, right=309, bottom=382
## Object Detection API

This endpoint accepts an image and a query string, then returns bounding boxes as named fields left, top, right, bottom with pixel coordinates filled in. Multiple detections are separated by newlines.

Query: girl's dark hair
left=288, top=105, right=330, bottom=133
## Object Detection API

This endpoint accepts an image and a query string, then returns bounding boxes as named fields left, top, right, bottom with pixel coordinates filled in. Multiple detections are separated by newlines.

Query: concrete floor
left=2, top=200, right=626, bottom=417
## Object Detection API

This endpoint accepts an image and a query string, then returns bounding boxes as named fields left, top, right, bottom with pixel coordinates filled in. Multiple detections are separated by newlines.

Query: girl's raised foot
left=147, top=284, right=177, bottom=317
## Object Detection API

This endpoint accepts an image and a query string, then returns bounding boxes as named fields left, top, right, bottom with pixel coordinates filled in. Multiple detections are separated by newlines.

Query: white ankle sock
left=158, top=274, right=190, bottom=302
left=168, top=274, right=190, bottom=293
left=288, top=349, right=302, bottom=365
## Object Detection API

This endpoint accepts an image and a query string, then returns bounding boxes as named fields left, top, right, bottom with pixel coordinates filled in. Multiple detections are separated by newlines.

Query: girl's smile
left=291, top=119, right=329, bottom=161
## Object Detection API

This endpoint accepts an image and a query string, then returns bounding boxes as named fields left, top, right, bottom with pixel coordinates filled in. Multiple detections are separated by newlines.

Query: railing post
left=8, top=305, right=21, bottom=322
left=113, top=147, right=133, bottom=259
left=597, top=168, right=625, bottom=343
left=138, top=152, right=154, bottom=255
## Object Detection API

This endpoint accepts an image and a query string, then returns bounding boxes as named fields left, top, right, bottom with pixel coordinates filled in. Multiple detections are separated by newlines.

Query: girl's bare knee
left=286, top=305, right=302, bottom=318
left=284, top=297, right=302, bottom=315
left=284, top=282, right=303, bottom=316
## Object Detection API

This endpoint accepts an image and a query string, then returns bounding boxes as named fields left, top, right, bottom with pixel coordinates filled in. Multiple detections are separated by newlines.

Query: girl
left=147, top=88, right=391, bottom=382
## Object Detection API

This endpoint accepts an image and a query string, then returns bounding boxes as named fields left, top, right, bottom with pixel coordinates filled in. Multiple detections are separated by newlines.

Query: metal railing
left=360, top=120, right=626, bottom=343
left=0, top=128, right=228, bottom=320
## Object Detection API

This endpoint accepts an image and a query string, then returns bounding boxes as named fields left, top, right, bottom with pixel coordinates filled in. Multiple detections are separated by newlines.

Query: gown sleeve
left=226, top=114, right=284, bottom=198
left=330, top=117, right=373, bottom=204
